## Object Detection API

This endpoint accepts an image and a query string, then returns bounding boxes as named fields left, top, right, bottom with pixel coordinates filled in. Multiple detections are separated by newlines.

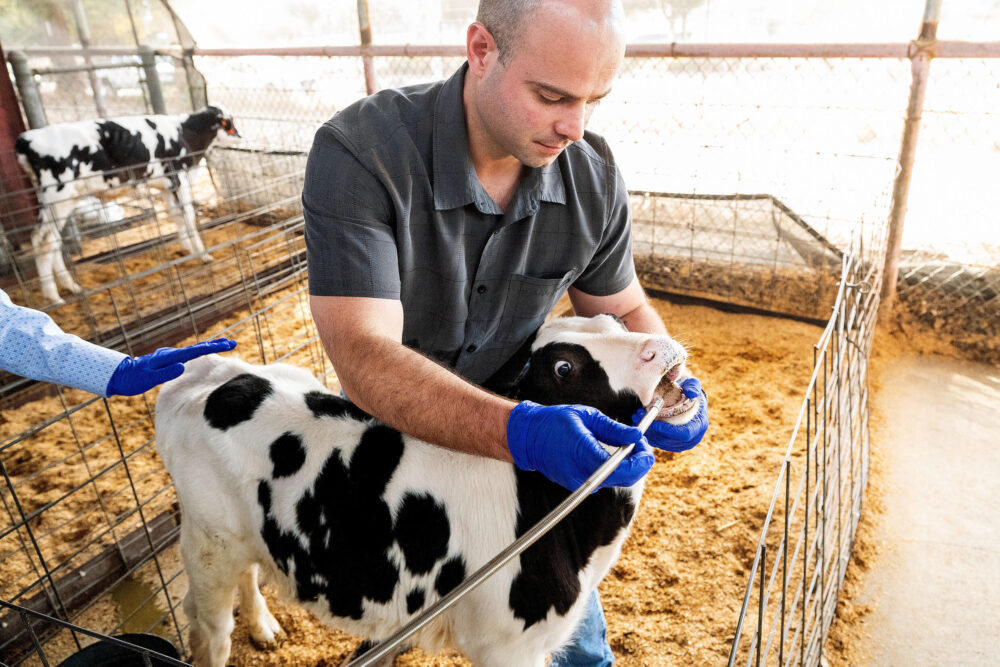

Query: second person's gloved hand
left=106, top=338, right=237, bottom=396
left=507, top=401, right=654, bottom=491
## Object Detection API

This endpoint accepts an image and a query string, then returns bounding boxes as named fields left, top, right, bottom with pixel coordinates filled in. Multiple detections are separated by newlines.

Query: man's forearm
left=326, top=332, right=515, bottom=461
left=619, top=300, right=668, bottom=336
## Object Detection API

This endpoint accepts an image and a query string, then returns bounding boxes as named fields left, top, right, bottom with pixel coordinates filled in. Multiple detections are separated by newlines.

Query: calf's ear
left=480, top=330, right=538, bottom=397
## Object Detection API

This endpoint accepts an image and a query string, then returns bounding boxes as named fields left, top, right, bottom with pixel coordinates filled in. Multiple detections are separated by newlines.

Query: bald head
left=477, top=0, right=625, bottom=64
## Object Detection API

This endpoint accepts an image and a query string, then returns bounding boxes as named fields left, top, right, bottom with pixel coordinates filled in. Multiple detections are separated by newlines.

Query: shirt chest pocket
left=496, top=270, right=577, bottom=344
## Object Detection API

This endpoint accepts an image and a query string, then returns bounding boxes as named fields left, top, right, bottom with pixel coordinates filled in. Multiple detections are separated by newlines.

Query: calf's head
left=514, top=314, right=699, bottom=426
left=203, top=104, right=242, bottom=144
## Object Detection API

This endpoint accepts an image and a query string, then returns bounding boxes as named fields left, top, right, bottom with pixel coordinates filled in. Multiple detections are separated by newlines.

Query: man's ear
left=466, top=22, right=495, bottom=78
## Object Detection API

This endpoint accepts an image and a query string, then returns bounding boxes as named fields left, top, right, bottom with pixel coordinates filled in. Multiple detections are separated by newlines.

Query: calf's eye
left=554, top=360, right=572, bottom=378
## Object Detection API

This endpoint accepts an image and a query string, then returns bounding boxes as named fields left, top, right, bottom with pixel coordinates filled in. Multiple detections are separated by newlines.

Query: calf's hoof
left=247, top=610, right=282, bottom=646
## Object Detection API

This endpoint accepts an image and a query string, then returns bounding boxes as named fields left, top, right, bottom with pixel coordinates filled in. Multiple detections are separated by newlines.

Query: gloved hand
left=633, top=377, right=708, bottom=452
left=507, top=401, right=655, bottom=491
left=106, top=338, right=237, bottom=396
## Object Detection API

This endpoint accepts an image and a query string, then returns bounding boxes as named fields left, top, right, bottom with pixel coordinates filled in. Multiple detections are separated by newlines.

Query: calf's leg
left=181, top=524, right=242, bottom=667
left=31, top=199, right=80, bottom=304
left=237, top=563, right=282, bottom=645
left=169, top=172, right=212, bottom=261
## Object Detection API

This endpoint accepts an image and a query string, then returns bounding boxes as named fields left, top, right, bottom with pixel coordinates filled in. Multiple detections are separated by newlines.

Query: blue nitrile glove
left=105, top=338, right=237, bottom=396
left=507, top=401, right=655, bottom=491
left=633, top=377, right=709, bottom=453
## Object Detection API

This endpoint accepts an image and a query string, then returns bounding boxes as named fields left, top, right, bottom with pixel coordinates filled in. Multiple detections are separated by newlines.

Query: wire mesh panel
left=0, top=183, right=331, bottom=665
left=194, top=55, right=369, bottom=151
left=726, top=227, right=885, bottom=666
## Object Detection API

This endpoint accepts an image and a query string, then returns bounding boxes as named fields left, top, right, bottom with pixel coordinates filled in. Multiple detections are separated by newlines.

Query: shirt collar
left=432, top=63, right=567, bottom=215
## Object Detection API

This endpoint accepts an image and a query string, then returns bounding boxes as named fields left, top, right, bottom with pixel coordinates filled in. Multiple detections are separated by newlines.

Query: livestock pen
left=2, top=5, right=997, bottom=667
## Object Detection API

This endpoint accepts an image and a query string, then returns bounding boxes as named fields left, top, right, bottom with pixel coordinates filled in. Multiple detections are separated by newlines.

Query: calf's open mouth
left=655, top=362, right=697, bottom=419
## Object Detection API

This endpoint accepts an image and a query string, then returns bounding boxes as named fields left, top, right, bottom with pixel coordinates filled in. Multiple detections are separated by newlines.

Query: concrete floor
left=855, top=356, right=1000, bottom=666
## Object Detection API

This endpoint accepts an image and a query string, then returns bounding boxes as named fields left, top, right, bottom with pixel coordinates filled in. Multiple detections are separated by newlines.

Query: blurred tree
left=625, top=0, right=706, bottom=39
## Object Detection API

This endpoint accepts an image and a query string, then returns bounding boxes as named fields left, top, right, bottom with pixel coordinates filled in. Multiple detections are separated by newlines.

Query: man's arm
left=311, top=294, right=515, bottom=461
left=568, top=276, right=666, bottom=335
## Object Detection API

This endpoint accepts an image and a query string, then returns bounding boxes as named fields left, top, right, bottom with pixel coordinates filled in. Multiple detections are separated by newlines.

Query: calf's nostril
left=641, top=350, right=657, bottom=362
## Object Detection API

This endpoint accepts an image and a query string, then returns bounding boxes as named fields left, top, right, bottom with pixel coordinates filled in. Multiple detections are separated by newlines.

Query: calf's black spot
left=304, top=390, right=371, bottom=422
left=350, top=425, right=404, bottom=491
left=505, top=338, right=641, bottom=629
left=270, top=432, right=306, bottom=478
left=435, top=556, right=466, bottom=597
left=406, top=588, right=425, bottom=615
left=204, top=373, right=273, bottom=430
left=394, top=493, right=450, bottom=575
left=258, top=424, right=406, bottom=621
left=508, top=470, right=636, bottom=629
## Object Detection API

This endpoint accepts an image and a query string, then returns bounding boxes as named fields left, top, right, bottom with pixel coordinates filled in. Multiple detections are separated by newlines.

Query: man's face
left=473, top=3, right=626, bottom=168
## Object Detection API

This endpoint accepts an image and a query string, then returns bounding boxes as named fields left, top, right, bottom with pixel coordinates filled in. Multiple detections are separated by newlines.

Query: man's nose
left=555, top=103, right=586, bottom=143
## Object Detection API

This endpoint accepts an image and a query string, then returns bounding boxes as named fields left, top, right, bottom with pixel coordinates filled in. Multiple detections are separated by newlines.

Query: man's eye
left=539, top=94, right=562, bottom=104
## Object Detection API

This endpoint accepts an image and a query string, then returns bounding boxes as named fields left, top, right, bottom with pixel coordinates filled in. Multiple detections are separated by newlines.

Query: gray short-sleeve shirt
left=304, top=64, right=635, bottom=385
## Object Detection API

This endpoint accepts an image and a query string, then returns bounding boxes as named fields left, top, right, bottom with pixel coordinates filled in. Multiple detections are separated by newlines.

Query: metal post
left=181, top=49, right=208, bottom=110
left=71, top=0, right=109, bottom=118
left=139, top=45, right=168, bottom=114
left=8, top=51, right=47, bottom=128
left=880, top=0, right=943, bottom=315
left=357, top=0, right=379, bottom=95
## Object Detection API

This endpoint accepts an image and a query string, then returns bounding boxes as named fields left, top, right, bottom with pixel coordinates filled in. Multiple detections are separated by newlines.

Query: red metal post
left=357, top=0, right=379, bottom=95
left=0, top=40, right=38, bottom=250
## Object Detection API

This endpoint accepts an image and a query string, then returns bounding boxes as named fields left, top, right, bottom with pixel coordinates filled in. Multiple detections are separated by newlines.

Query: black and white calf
left=155, top=315, right=700, bottom=667
left=15, top=105, right=240, bottom=304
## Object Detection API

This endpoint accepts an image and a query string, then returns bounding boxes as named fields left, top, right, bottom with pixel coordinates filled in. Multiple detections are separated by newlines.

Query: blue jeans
left=550, top=591, right=615, bottom=667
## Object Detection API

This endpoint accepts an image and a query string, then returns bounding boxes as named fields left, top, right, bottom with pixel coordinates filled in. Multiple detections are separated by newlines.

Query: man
left=304, top=0, right=708, bottom=663
left=0, top=288, right=236, bottom=397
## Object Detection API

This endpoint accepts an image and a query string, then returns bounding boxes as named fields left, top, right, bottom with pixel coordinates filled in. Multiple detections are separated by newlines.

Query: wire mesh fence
left=0, top=147, right=338, bottom=666
left=725, top=228, right=884, bottom=666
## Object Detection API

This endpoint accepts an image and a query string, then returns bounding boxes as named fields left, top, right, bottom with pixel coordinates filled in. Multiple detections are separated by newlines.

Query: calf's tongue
left=656, top=379, right=687, bottom=410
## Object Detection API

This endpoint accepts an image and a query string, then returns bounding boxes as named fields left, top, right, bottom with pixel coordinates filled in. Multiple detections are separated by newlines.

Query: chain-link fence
left=9, top=50, right=193, bottom=126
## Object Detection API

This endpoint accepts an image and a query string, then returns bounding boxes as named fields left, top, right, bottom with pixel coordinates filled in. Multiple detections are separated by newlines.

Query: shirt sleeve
left=0, top=289, right=126, bottom=396
left=572, top=165, right=636, bottom=297
left=302, top=123, right=401, bottom=299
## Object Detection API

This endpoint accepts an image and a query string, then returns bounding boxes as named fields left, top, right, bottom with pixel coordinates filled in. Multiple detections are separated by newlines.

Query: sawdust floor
left=6, top=293, right=916, bottom=666
left=215, top=297, right=825, bottom=666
